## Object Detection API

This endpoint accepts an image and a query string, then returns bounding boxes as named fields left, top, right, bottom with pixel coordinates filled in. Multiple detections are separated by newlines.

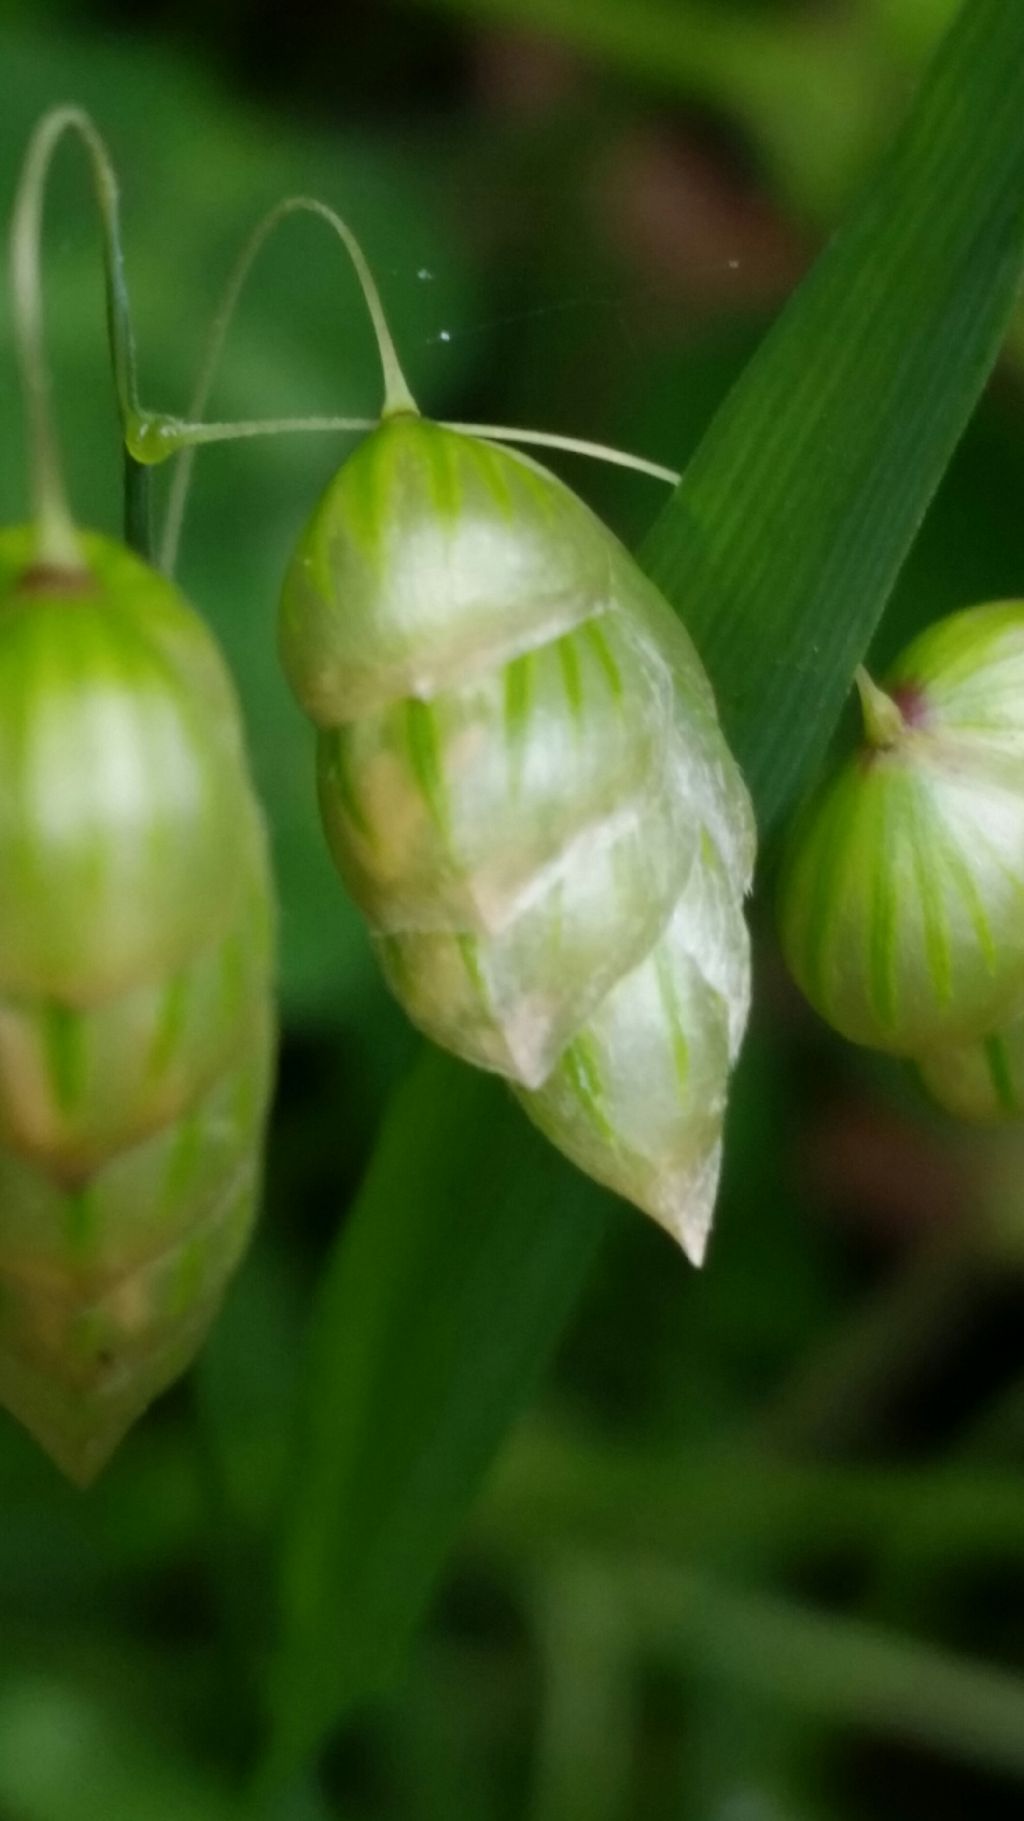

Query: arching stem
left=9, top=107, right=149, bottom=566
left=159, top=195, right=416, bottom=575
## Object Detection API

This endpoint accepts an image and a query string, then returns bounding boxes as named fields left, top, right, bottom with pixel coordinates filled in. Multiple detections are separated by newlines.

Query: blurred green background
left=3, top=1, right=1024, bottom=1816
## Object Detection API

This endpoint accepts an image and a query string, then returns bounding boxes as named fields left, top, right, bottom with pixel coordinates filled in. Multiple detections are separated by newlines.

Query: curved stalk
left=9, top=106, right=148, bottom=564
left=160, top=195, right=416, bottom=575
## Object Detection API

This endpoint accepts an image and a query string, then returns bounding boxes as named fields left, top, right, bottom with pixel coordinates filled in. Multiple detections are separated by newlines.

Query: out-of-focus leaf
left=414, top=0, right=958, bottom=220
left=268, top=0, right=1024, bottom=1775
left=0, top=1677, right=241, bottom=1821
left=469, top=1421, right=1024, bottom=1568
left=642, top=0, right=1024, bottom=828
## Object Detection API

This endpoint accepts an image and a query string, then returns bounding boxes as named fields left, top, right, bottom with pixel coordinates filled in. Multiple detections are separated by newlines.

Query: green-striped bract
left=0, top=528, right=275, bottom=1483
left=281, top=416, right=754, bottom=1261
left=779, top=601, right=1024, bottom=1122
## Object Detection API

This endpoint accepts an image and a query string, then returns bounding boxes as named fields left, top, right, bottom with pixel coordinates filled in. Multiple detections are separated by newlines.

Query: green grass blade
left=269, top=0, right=1024, bottom=1769
left=267, top=1050, right=608, bottom=1771
left=642, top=0, right=1024, bottom=827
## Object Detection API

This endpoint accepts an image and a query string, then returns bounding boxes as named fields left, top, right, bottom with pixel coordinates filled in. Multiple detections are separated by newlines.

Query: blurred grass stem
left=629, top=1561, right=1024, bottom=1778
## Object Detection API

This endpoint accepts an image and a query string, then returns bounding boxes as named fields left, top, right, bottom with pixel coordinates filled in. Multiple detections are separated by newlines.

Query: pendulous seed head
left=280, top=415, right=754, bottom=1260
left=0, top=528, right=276, bottom=1483
left=779, top=604, right=1024, bottom=1058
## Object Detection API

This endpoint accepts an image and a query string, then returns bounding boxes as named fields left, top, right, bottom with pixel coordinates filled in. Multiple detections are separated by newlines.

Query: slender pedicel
left=159, top=194, right=419, bottom=573
left=152, top=198, right=680, bottom=573
left=10, top=107, right=149, bottom=563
